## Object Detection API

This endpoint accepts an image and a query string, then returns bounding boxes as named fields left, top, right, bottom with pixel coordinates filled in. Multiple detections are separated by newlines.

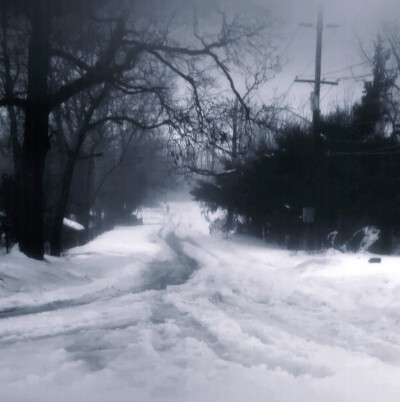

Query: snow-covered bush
left=328, top=226, right=380, bottom=253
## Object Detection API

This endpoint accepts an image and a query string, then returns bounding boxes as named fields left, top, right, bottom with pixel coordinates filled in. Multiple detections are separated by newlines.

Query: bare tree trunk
left=232, top=98, right=238, bottom=160
left=18, top=9, right=50, bottom=259
left=1, top=33, right=20, bottom=172
left=227, top=99, right=238, bottom=231
left=83, top=154, right=95, bottom=242
left=49, top=157, right=76, bottom=256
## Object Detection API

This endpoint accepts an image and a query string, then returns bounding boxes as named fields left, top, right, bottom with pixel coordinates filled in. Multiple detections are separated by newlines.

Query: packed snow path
left=1, top=201, right=400, bottom=402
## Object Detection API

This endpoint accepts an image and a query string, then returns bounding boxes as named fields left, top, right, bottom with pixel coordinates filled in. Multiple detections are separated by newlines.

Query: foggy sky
left=261, top=0, right=400, bottom=115
left=137, top=0, right=399, bottom=115
left=202, top=0, right=399, bottom=113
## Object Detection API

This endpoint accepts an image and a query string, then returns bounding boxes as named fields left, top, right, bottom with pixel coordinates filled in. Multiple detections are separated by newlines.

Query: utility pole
left=294, top=2, right=338, bottom=148
left=313, top=2, right=323, bottom=149
left=294, top=1, right=339, bottom=249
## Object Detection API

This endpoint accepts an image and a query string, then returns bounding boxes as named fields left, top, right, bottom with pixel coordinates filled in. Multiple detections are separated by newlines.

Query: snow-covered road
left=1, top=201, right=400, bottom=402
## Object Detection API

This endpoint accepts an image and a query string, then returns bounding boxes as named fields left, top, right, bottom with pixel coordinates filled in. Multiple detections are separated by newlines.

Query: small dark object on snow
left=368, top=257, right=381, bottom=263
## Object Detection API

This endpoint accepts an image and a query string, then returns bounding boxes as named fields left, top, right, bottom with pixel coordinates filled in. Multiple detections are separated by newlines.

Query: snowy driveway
left=1, top=201, right=400, bottom=401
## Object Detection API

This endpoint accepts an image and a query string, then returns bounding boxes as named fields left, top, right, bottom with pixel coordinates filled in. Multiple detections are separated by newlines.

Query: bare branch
left=0, top=97, right=26, bottom=109
left=87, top=115, right=172, bottom=131
left=50, top=48, right=91, bottom=71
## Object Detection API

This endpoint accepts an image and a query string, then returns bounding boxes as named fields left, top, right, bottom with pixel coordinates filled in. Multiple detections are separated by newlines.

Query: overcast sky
left=257, top=0, right=400, bottom=117
left=146, top=0, right=399, bottom=117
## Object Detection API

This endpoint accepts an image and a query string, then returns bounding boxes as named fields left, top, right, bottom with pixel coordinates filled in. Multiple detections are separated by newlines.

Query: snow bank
left=63, top=218, right=84, bottom=231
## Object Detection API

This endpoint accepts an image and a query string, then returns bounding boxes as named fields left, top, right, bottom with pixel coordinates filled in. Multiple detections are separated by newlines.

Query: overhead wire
left=330, top=149, right=400, bottom=156
left=279, top=24, right=313, bottom=104
left=327, top=141, right=400, bottom=156
left=280, top=25, right=301, bottom=58
left=322, top=60, right=370, bottom=76
left=320, top=84, right=335, bottom=103
left=336, top=73, right=373, bottom=81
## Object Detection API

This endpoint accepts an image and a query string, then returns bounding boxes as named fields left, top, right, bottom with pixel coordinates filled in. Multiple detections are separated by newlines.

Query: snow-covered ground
left=1, top=200, right=400, bottom=402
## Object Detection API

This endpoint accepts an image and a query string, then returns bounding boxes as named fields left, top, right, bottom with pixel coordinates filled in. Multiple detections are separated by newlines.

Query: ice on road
left=1, top=201, right=400, bottom=402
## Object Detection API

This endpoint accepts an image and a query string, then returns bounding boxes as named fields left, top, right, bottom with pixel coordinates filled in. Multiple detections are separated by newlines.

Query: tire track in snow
left=141, top=232, right=199, bottom=291
left=0, top=231, right=199, bottom=322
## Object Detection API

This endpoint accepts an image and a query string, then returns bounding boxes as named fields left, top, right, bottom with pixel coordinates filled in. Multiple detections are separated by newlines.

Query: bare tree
left=0, top=0, right=279, bottom=259
left=381, top=23, right=400, bottom=140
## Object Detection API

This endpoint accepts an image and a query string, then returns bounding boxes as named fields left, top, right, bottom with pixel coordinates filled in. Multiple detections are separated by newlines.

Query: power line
left=322, top=61, right=369, bottom=76
left=327, top=143, right=400, bottom=156
left=320, top=84, right=336, bottom=102
left=280, top=80, right=296, bottom=103
left=337, top=73, right=373, bottom=81
left=280, top=25, right=301, bottom=57
left=330, top=149, right=400, bottom=157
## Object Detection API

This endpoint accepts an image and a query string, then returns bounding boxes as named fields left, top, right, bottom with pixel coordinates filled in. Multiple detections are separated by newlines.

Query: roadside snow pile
left=71, top=225, right=162, bottom=257
left=1, top=200, right=400, bottom=402
left=0, top=225, right=164, bottom=312
left=0, top=247, right=83, bottom=305
left=63, top=218, right=85, bottom=231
